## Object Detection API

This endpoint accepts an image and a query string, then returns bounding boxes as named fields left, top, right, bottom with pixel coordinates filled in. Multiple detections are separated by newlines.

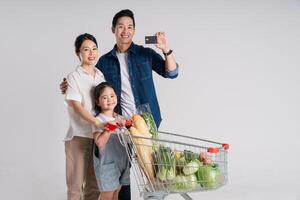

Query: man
left=61, top=9, right=179, bottom=200
left=98, top=9, right=178, bottom=127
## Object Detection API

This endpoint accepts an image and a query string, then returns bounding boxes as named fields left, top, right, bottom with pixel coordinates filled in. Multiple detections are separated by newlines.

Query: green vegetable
left=142, top=112, right=158, bottom=151
left=184, top=150, right=199, bottom=163
left=141, top=112, right=158, bottom=139
left=172, top=174, right=199, bottom=191
left=157, top=145, right=176, bottom=181
left=183, top=159, right=202, bottom=175
left=166, top=167, right=176, bottom=180
left=196, top=163, right=221, bottom=189
left=185, top=174, right=199, bottom=189
left=173, top=175, right=188, bottom=190
left=157, top=166, right=167, bottom=181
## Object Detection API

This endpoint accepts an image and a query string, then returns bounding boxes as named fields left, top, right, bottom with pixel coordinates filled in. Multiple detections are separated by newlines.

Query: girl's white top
left=64, top=66, right=105, bottom=141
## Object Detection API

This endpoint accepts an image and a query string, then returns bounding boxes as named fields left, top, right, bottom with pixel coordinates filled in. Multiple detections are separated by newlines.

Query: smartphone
left=145, top=36, right=157, bottom=44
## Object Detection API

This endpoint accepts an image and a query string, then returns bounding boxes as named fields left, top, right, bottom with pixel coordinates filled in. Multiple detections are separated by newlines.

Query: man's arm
left=155, top=32, right=177, bottom=71
left=60, top=78, right=67, bottom=94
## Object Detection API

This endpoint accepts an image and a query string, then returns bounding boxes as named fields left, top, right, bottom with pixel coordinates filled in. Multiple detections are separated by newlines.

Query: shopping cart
left=117, top=129, right=229, bottom=200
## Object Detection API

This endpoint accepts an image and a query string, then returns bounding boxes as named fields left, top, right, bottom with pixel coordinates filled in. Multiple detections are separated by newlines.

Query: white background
left=0, top=0, right=300, bottom=199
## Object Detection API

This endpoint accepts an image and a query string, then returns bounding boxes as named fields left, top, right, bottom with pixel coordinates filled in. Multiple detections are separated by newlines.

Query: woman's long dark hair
left=94, top=82, right=117, bottom=116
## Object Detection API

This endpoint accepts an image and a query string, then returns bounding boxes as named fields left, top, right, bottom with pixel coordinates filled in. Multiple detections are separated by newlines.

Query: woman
left=64, top=33, right=105, bottom=200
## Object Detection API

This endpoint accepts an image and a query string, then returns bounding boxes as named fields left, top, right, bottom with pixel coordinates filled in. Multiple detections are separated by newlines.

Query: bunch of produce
left=197, top=151, right=221, bottom=189
left=129, top=114, right=155, bottom=185
left=155, top=146, right=222, bottom=191
left=141, top=112, right=158, bottom=139
left=141, top=112, right=158, bottom=151
left=156, top=146, right=176, bottom=181
left=169, top=150, right=201, bottom=191
left=128, top=112, right=223, bottom=192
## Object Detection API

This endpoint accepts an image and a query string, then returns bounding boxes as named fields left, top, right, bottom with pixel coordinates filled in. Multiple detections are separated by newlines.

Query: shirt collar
left=110, top=42, right=137, bottom=57
left=76, top=65, right=103, bottom=77
left=76, top=65, right=86, bottom=74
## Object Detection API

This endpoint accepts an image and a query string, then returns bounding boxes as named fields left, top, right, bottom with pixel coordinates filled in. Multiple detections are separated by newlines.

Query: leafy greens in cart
left=141, top=112, right=158, bottom=150
left=157, top=145, right=176, bottom=181
left=184, top=150, right=199, bottom=163
left=141, top=112, right=158, bottom=139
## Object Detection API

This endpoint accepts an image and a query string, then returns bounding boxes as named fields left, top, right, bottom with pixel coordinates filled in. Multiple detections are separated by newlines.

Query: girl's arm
left=93, top=130, right=111, bottom=149
left=68, top=100, right=104, bottom=129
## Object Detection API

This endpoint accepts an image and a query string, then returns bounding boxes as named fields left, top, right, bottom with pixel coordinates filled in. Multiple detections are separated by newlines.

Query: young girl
left=64, top=33, right=106, bottom=200
left=92, top=82, right=130, bottom=200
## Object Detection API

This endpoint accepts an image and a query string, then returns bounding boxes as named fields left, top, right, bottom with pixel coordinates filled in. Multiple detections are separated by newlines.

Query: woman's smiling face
left=78, top=39, right=98, bottom=66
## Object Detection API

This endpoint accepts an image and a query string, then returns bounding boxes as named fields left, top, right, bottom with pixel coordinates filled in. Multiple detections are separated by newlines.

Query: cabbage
left=172, top=174, right=199, bottom=191
left=185, top=174, right=199, bottom=189
left=183, top=159, right=202, bottom=175
left=196, top=164, right=221, bottom=189
left=173, top=175, right=188, bottom=190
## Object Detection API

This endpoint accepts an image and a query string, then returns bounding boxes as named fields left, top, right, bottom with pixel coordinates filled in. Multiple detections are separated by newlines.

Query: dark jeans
left=119, top=185, right=131, bottom=200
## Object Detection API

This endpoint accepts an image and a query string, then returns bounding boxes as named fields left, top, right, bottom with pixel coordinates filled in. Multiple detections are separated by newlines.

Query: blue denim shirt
left=96, top=42, right=179, bottom=127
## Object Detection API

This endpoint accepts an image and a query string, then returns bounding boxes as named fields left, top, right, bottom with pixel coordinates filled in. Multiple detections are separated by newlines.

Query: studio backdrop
left=0, top=0, right=299, bottom=199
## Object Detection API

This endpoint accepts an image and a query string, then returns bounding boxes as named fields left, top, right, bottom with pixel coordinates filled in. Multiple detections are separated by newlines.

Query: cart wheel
left=143, top=193, right=167, bottom=200
left=180, top=193, right=193, bottom=200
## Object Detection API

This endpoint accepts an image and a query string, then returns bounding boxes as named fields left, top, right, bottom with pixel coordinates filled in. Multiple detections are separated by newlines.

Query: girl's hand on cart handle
left=125, top=119, right=133, bottom=129
left=105, top=121, right=118, bottom=131
left=116, top=117, right=127, bottom=128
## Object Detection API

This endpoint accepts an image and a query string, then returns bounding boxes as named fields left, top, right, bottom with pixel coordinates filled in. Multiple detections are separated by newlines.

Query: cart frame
left=117, top=130, right=229, bottom=200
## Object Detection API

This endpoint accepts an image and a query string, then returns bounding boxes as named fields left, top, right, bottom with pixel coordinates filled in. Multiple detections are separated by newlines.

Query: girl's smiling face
left=78, top=39, right=98, bottom=66
left=98, top=86, right=117, bottom=112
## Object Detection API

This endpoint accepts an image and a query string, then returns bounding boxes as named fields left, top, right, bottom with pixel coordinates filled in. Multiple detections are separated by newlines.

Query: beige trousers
left=65, top=136, right=100, bottom=200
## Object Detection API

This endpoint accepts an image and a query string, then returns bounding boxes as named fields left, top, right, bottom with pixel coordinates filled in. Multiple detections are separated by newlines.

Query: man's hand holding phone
left=145, top=32, right=171, bottom=55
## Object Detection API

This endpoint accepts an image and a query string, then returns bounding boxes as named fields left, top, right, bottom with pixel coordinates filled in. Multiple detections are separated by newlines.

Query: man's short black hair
left=112, top=9, right=135, bottom=28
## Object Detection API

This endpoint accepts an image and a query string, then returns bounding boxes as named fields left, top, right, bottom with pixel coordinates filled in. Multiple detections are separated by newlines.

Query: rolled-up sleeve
left=165, top=63, right=179, bottom=78
left=65, top=74, right=82, bottom=102
left=149, top=48, right=179, bottom=79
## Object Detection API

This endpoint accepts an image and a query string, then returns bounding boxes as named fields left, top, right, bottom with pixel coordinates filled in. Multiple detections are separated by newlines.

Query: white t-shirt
left=64, top=66, right=105, bottom=141
left=116, top=52, right=137, bottom=118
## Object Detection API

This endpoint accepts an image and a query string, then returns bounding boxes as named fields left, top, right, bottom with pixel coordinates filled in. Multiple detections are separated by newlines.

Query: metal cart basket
left=118, top=130, right=229, bottom=200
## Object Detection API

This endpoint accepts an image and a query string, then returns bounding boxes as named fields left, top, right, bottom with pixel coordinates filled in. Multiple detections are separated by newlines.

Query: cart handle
left=207, top=147, right=220, bottom=153
left=207, top=143, right=230, bottom=153
left=222, top=143, right=230, bottom=150
left=130, top=134, right=220, bottom=151
left=159, top=131, right=229, bottom=147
